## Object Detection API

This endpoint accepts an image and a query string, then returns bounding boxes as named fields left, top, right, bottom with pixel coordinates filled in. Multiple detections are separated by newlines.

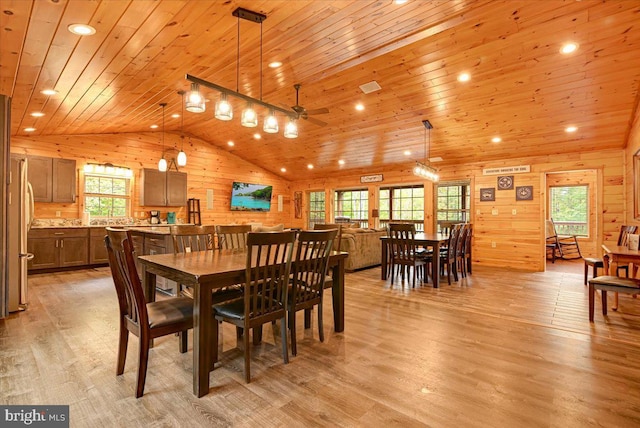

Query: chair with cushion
left=288, top=229, right=337, bottom=356
left=545, top=219, right=582, bottom=262
left=388, top=223, right=428, bottom=287
left=211, top=231, right=296, bottom=383
left=588, top=275, right=640, bottom=321
left=215, top=224, right=251, bottom=250
left=583, top=225, right=637, bottom=285
left=105, top=227, right=194, bottom=398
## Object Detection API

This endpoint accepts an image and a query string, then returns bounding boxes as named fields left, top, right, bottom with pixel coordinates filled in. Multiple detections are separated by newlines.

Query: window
left=379, top=185, right=424, bottom=231
left=335, top=189, right=368, bottom=226
left=308, top=191, right=325, bottom=228
left=436, top=181, right=471, bottom=231
left=549, top=185, right=588, bottom=237
left=84, top=174, right=130, bottom=218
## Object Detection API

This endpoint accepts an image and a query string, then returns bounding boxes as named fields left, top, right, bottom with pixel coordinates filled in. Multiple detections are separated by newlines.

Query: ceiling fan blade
left=305, top=116, right=327, bottom=127
left=305, top=107, right=329, bottom=115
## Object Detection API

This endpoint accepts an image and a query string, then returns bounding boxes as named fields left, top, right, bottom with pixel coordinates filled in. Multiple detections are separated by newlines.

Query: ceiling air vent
left=359, top=81, right=382, bottom=94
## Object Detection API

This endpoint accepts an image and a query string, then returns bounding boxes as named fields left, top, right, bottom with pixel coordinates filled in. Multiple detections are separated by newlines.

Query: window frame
left=548, top=184, right=589, bottom=238
left=308, top=190, right=326, bottom=229
left=83, top=173, right=131, bottom=218
left=379, top=184, right=425, bottom=231
left=435, top=181, right=471, bottom=232
left=334, top=188, right=369, bottom=227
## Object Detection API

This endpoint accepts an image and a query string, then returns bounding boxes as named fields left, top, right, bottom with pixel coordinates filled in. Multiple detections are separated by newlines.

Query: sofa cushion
left=254, top=223, right=284, bottom=232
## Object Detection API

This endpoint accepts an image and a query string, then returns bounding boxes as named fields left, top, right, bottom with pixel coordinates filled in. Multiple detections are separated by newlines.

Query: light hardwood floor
left=2, top=263, right=640, bottom=427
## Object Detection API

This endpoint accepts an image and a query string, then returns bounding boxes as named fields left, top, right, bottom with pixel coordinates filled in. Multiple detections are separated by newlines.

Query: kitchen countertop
left=30, top=224, right=184, bottom=234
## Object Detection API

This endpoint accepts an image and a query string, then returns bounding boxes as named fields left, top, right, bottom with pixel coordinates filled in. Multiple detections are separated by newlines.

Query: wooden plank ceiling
left=1, top=0, right=640, bottom=179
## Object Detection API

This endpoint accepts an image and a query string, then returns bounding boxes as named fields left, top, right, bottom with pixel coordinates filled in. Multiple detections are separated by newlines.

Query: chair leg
left=290, top=310, right=297, bottom=356
left=178, top=330, right=188, bottom=353
left=116, top=321, right=129, bottom=375
left=318, top=302, right=324, bottom=343
left=280, top=316, right=289, bottom=364
left=211, top=321, right=219, bottom=371
left=243, top=327, right=251, bottom=383
left=304, top=308, right=311, bottom=329
left=588, top=283, right=595, bottom=322
left=584, top=262, right=589, bottom=286
left=135, top=334, right=150, bottom=398
left=602, top=291, right=608, bottom=316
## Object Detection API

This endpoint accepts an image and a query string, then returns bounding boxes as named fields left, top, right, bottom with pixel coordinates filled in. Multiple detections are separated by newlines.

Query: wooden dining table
left=380, top=232, right=449, bottom=288
left=602, top=244, right=640, bottom=310
left=138, top=248, right=348, bottom=397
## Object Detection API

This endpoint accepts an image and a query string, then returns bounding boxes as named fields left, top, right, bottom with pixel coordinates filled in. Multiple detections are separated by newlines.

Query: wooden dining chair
left=440, top=223, right=462, bottom=284
left=170, top=225, right=243, bottom=303
left=105, top=227, right=194, bottom=398
left=211, top=231, right=296, bottom=383
left=288, top=229, right=337, bottom=356
left=583, top=225, right=638, bottom=285
left=215, top=224, right=251, bottom=250
left=388, top=223, right=428, bottom=288
left=313, top=223, right=343, bottom=253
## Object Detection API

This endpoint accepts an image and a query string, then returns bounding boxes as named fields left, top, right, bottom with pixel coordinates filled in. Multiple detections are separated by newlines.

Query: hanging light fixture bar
left=186, top=74, right=297, bottom=120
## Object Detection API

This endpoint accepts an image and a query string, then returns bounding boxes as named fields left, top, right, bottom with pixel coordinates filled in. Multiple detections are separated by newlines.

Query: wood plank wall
left=626, top=106, right=640, bottom=230
left=10, top=133, right=292, bottom=226
left=289, top=148, right=624, bottom=272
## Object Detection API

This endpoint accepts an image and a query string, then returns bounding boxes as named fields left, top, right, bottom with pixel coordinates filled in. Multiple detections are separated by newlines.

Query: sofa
left=339, top=227, right=387, bottom=272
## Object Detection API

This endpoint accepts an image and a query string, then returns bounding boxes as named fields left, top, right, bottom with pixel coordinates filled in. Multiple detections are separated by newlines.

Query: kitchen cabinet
left=89, top=228, right=109, bottom=265
left=28, top=228, right=89, bottom=270
left=139, top=168, right=187, bottom=207
left=28, top=156, right=77, bottom=203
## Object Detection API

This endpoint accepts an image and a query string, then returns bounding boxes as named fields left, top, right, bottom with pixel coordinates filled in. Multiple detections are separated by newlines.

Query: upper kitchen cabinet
left=28, top=156, right=76, bottom=203
left=139, top=168, right=187, bottom=207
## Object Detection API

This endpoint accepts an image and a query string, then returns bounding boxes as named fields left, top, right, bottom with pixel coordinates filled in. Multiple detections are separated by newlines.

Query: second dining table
left=380, top=232, right=449, bottom=288
left=602, top=244, right=640, bottom=310
left=138, top=248, right=348, bottom=398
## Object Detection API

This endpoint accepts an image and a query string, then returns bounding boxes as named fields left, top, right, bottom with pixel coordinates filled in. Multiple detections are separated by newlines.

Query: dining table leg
left=193, top=281, right=213, bottom=397
left=431, top=242, right=441, bottom=288
left=381, top=240, right=388, bottom=280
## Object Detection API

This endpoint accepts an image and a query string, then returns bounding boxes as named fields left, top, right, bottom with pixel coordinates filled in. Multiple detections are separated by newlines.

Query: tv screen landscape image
left=231, top=182, right=273, bottom=212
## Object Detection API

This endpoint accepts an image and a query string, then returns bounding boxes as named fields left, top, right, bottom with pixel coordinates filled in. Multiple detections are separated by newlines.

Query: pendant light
left=263, top=109, right=278, bottom=133
left=241, top=103, right=258, bottom=127
left=176, top=91, right=187, bottom=167
left=158, top=103, right=168, bottom=172
left=214, top=92, right=233, bottom=120
left=185, top=83, right=205, bottom=113
left=284, top=119, right=298, bottom=138
left=413, top=119, right=438, bottom=182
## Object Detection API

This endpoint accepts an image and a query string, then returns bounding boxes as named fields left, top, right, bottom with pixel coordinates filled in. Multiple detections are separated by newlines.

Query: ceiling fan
left=290, top=83, right=329, bottom=127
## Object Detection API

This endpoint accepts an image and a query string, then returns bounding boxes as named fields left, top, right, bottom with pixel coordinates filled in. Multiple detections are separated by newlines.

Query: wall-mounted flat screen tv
left=231, top=182, right=273, bottom=212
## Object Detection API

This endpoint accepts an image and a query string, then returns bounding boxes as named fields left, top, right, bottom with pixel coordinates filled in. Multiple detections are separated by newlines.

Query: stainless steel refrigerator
left=7, top=154, right=34, bottom=312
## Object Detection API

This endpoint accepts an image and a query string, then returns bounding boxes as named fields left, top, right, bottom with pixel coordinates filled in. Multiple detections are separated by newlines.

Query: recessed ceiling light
left=307, top=164, right=314, bottom=169
left=171, top=113, right=180, bottom=118
left=491, top=136, right=502, bottom=143
left=404, top=150, right=411, bottom=156
left=41, top=89, right=58, bottom=96
left=338, top=159, right=345, bottom=165
left=24, top=127, right=35, bottom=132
left=355, top=103, right=364, bottom=111
left=565, top=126, right=578, bottom=133
left=253, top=133, right=261, bottom=139
left=30, top=112, right=45, bottom=117
left=560, top=42, right=578, bottom=54
left=227, top=141, right=234, bottom=147
left=457, top=73, right=471, bottom=82
left=268, top=61, right=282, bottom=68
left=150, top=124, right=158, bottom=129
left=394, top=0, right=408, bottom=4
left=280, top=167, right=287, bottom=172
left=68, top=24, right=96, bottom=36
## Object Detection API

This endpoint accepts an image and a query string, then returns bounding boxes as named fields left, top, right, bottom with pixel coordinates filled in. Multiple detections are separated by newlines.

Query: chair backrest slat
left=216, top=225, right=251, bottom=250
left=388, top=223, right=417, bottom=262
left=618, top=225, right=638, bottom=246
left=313, top=223, right=342, bottom=252
left=170, top=225, right=215, bottom=253
left=292, top=230, right=337, bottom=305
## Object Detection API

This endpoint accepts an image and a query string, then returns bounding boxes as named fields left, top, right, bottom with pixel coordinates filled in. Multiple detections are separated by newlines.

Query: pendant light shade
left=186, top=83, right=205, bottom=113
left=214, top=93, right=233, bottom=120
left=241, top=103, right=258, bottom=127
left=158, top=157, right=168, bottom=172
left=263, top=110, right=278, bottom=133
left=284, top=119, right=298, bottom=138
left=176, top=150, right=187, bottom=167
